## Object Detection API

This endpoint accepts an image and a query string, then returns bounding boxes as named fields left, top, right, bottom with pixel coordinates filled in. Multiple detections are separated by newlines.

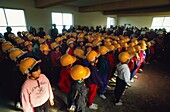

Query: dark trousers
left=34, top=100, right=49, bottom=112
left=114, top=77, right=126, bottom=103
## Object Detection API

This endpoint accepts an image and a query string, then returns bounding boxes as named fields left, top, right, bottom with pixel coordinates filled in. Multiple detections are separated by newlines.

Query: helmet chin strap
left=29, top=74, right=39, bottom=80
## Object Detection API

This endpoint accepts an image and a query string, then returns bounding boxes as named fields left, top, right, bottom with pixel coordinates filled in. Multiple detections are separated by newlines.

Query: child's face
left=69, top=43, right=74, bottom=48
left=86, top=47, right=92, bottom=52
left=80, top=42, right=83, bottom=46
left=55, top=47, right=59, bottom=52
left=43, top=51, right=49, bottom=55
left=27, top=45, right=33, bottom=52
left=31, top=69, right=41, bottom=79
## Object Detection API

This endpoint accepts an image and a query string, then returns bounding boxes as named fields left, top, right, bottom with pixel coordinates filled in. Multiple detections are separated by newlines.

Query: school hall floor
left=0, top=51, right=170, bottom=112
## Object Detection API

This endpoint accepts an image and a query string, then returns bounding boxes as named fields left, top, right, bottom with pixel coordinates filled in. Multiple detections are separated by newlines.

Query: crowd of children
left=0, top=25, right=169, bottom=112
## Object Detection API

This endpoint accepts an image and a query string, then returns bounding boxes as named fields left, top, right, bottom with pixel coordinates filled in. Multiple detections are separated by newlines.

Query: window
left=52, top=12, right=73, bottom=33
left=0, top=8, right=27, bottom=35
left=151, top=17, right=170, bottom=32
left=107, top=17, right=116, bottom=28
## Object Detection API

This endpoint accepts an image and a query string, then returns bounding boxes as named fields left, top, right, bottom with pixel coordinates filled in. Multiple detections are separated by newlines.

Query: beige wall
left=118, top=16, right=153, bottom=28
left=77, top=12, right=117, bottom=27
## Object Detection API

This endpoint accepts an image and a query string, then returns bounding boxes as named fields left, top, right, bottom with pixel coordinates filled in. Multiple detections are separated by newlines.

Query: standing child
left=67, top=65, right=90, bottom=112
left=114, top=51, right=131, bottom=106
left=66, top=39, right=75, bottom=56
left=98, top=46, right=110, bottom=100
left=19, top=58, right=54, bottom=112
left=50, top=42, right=62, bottom=84
left=86, top=50, right=103, bottom=110
left=59, top=54, right=76, bottom=94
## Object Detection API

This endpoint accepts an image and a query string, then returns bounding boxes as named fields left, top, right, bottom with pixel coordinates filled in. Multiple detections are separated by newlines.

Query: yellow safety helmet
left=16, top=39, right=25, bottom=45
left=78, top=33, right=84, bottom=39
left=24, top=41, right=33, bottom=47
left=122, top=42, right=128, bottom=48
left=85, top=43, right=93, bottom=47
left=44, top=35, right=51, bottom=40
left=146, top=42, right=151, bottom=47
left=135, top=45, right=141, bottom=51
left=104, top=41, right=111, bottom=46
left=139, top=40, right=146, bottom=45
left=55, top=37, right=62, bottom=43
left=143, top=38, right=148, bottom=41
left=107, top=45, right=116, bottom=52
left=70, top=65, right=90, bottom=80
left=99, top=46, right=109, bottom=55
left=112, top=40, right=117, bottom=44
left=86, top=50, right=99, bottom=62
left=19, top=58, right=38, bottom=74
left=60, top=54, right=76, bottom=66
left=118, top=51, right=131, bottom=63
left=40, top=44, right=50, bottom=51
left=127, top=46, right=136, bottom=54
left=34, top=36, right=40, bottom=41
left=8, top=34, right=15, bottom=40
left=71, top=32, right=77, bottom=37
left=51, top=42, right=60, bottom=50
left=61, top=35, right=67, bottom=40
left=77, top=38, right=84, bottom=42
left=114, top=43, right=121, bottom=49
left=133, top=39, right=138, bottom=45
left=9, top=48, right=25, bottom=61
left=13, top=37, right=20, bottom=42
left=27, top=35, right=34, bottom=41
left=74, top=48, right=85, bottom=59
left=2, top=43, right=14, bottom=53
left=140, top=44, right=147, bottom=50
left=67, top=39, right=74, bottom=46
left=129, top=42, right=135, bottom=47
left=0, top=38, right=6, bottom=43
left=1, top=41, right=12, bottom=47
left=92, top=39, right=102, bottom=47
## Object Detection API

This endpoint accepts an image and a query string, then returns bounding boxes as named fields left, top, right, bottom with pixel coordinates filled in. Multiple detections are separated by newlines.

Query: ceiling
left=34, top=0, right=170, bottom=15
left=65, top=0, right=124, bottom=7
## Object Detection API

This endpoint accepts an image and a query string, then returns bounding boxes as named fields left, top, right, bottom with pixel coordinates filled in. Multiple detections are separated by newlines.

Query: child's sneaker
left=115, top=102, right=123, bottom=106
left=100, top=94, right=106, bottom=100
left=15, top=102, right=21, bottom=109
left=89, top=103, right=98, bottom=110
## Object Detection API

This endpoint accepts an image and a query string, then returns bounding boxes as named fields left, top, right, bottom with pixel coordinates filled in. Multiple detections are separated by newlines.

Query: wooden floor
left=1, top=50, right=170, bottom=112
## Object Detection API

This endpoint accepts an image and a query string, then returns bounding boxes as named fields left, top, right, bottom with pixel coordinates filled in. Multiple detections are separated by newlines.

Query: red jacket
left=66, top=47, right=74, bottom=56
left=46, top=40, right=51, bottom=48
left=59, top=68, right=72, bottom=94
left=51, top=51, right=62, bottom=67
left=150, top=46, right=155, bottom=55
left=106, top=52, right=117, bottom=68
left=128, top=58, right=135, bottom=71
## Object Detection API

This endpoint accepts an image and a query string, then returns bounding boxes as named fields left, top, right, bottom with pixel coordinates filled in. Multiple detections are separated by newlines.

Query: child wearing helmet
left=38, top=44, right=52, bottom=85
left=66, top=39, right=75, bottom=56
left=86, top=50, right=103, bottom=110
left=114, top=51, right=131, bottom=106
left=97, top=46, right=110, bottom=100
left=67, top=65, right=90, bottom=112
left=59, top=54, right=76, bottom=94
left=50, top=42, right=62, bottom=84
left=24, top=41, right=40, bottom=61
left=19, top=58, right=54, bottom=112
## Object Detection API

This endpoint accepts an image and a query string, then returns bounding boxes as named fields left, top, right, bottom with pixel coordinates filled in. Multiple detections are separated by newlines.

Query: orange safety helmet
left=60, top=54, right=76, bottom=66
left=40, top=44, right=50, bottom=51
left=70, top=65, right=90, bottom=80
left=118, top=51, right=131, bottom=63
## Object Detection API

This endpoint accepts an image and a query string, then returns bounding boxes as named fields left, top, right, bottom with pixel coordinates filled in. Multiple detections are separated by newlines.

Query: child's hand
left=50, top=99, right=54, bottom=106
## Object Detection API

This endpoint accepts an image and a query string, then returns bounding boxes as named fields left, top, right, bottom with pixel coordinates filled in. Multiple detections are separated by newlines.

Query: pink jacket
left=21, top=74, right=54, bottom=112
